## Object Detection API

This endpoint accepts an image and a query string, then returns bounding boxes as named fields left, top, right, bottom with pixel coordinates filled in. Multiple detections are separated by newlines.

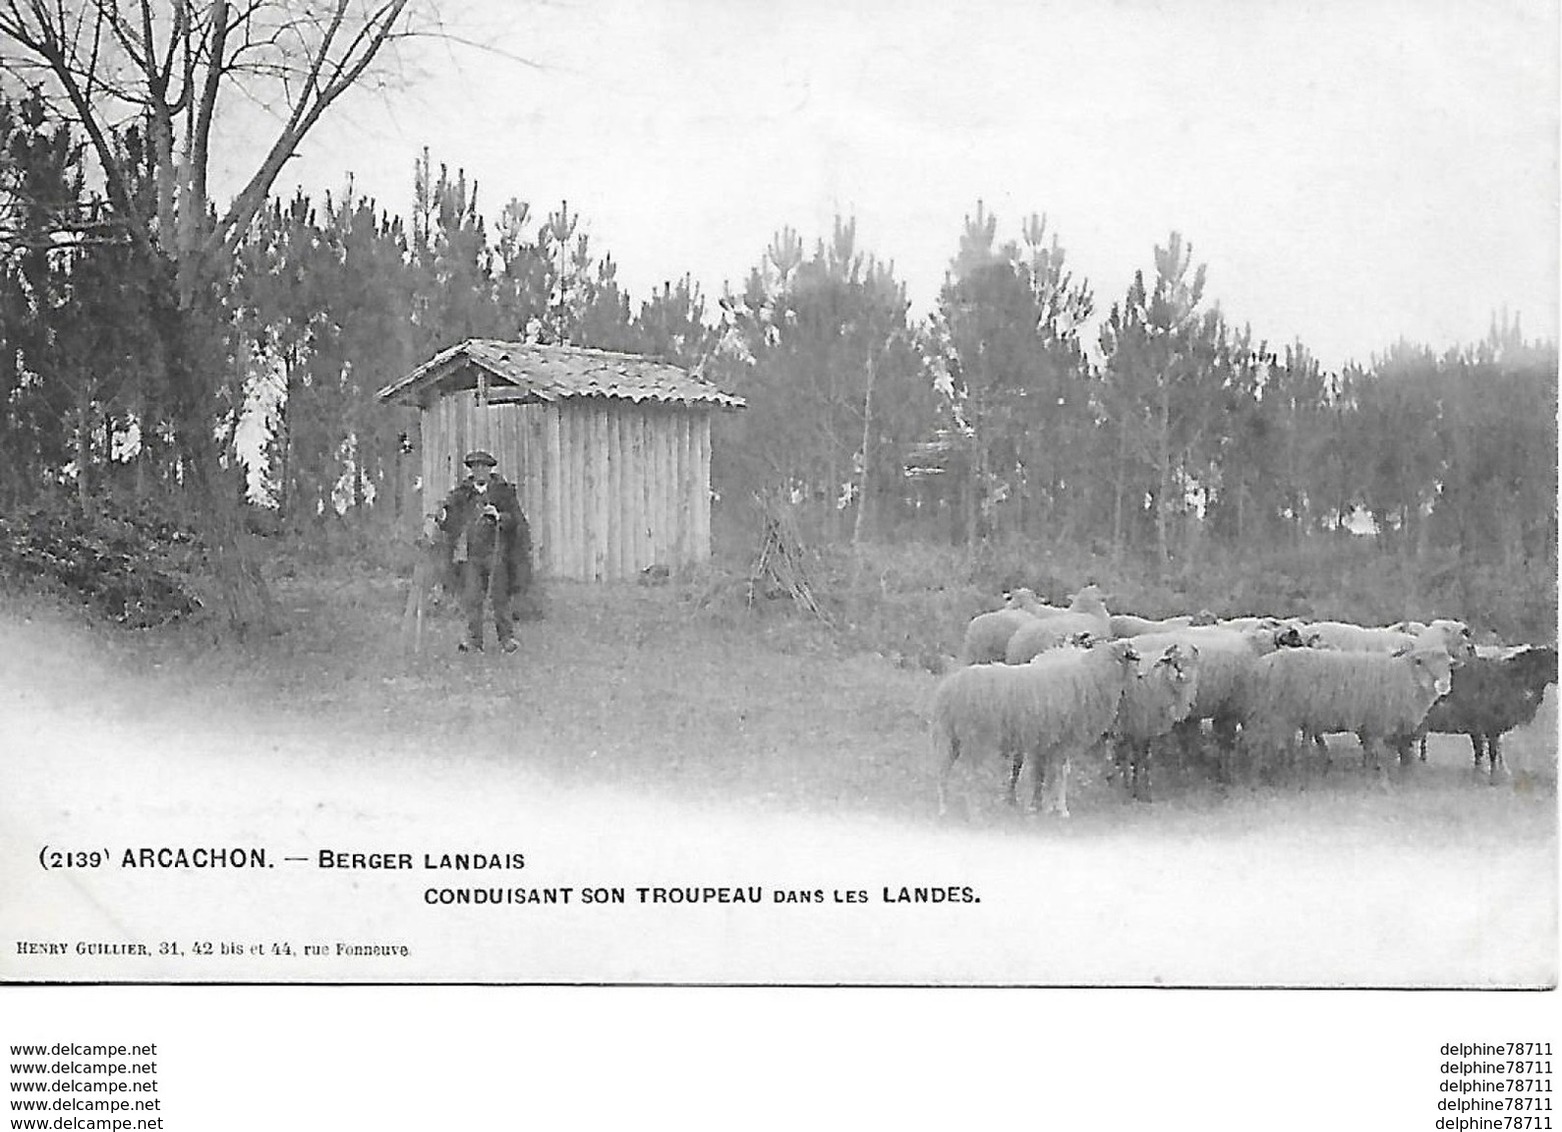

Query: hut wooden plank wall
left=377, top=340, right=742, bottom=582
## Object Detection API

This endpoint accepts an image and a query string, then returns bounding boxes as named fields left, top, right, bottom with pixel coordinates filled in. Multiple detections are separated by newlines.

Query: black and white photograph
left=0, top=0, right=1557, bottom=1119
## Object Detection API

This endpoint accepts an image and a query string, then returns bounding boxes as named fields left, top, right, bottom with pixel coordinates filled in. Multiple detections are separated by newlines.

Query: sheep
left=1301, top=618, right=1473, bottom=663
left=1003, top=584, right=1112, bottom=664
left=1217, top=615, right=1286, bottom=632
left=1124, top=624, right=1296, bottom=775
left=1417, top=644, right=1559, bottom=782
left=1109, top=612, right=1195, bottom=638
left=1015, top=591, right=1072, bottom=620
left=1004, top=619, right=1109, bottom=662
left=931, top=638, right=1141, bottom=818
left=1415, top=620, right=1476, bottom=664
left=1290, top=619, right=1470, bottom=770
left=959, top=587, right=1053, bottom=664
left=1110, top=642, right=1201, bottom=802
left=1237, top=645, right=1455, bottom=776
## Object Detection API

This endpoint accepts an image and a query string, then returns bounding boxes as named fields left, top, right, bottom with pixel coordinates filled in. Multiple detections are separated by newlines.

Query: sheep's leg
left=1351, top=730, right=1374, bottom=771
left=1029, top=745, right=1050, bottom=814
left=1307, top=731, right=1330, bottom=778
left=1136, top=742, right=1154, bottom=803
left=1005, top=743, right=1024, bottom=807
left=1171, top=719, right=1198, bottom=778
left=1121, top=739, right=1149, bottom=802
left=1231, top=726, right=1258, bottom=786
left=1361, top=731, right=1387, bottom=774
left=1212, top=717, right=1239, bottom=758
left=934, top=731, right=960, bottom=817
left=1282, top=729, right=1304, bottom=786
left=1488, top=734, right=1504, bottom=784
left=1466, top=735, right=1485, bottom=777
left=1109, top=739, right=1132, bottom=792
left=1362, top=733, right=1393, bottom=783
left=1048, top=754, right=1073, bottom=819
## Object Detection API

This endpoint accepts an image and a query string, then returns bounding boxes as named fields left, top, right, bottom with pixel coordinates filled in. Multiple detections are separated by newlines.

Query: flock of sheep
left=931, top=584, right=1559, bottom=818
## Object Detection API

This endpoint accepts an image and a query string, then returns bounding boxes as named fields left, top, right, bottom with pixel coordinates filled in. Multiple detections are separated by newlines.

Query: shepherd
left=437, top=450, right=532, bottom=654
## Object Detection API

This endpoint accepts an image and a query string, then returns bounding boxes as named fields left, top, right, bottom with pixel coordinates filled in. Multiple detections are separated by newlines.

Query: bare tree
left=1, top=0, right=422, bottom=297
left=0, top=0, right=425, bottom=630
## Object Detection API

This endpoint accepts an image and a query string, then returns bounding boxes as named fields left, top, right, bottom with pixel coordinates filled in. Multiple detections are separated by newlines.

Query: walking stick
left=401, top=513, right=443, bottom=655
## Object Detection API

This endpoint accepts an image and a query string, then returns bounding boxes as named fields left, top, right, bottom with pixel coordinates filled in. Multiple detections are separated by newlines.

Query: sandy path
left=0, top=611, right=1554, bottom=986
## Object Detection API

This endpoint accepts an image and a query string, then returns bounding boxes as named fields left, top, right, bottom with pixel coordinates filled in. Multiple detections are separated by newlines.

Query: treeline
left=0, top=97, right=710, bottom=528
left=2, top=92, right=1556, bottom=616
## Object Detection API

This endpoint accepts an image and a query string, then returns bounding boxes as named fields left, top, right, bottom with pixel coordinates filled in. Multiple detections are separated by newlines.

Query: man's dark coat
left=436, top=476, right=533, bottom=597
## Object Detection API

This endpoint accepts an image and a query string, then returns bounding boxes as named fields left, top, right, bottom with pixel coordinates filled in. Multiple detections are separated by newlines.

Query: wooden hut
left=377, top=339, right=744, bottom=581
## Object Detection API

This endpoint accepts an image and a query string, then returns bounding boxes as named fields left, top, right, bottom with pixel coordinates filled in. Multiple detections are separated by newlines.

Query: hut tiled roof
left=376, top=339, right=745, bottom=409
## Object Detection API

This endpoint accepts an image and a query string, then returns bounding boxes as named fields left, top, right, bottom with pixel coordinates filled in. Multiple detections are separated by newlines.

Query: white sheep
left=1125, top=624, right=1298, bottom=776
left=1109, top=612, right=1194, bottom=638
left=1110, top=642, right=1201, bottom=802
left=931, top=638, right=1140, bottom=818
left=1129, top=625, right=1288, bottom=720
left=1237, top=645, right=1455, bottom=775
left=1216, top=615, right=1286, bottom=632
left=1003, top=584, right=1112, bottom=663
left=1414, top=620, right=1476, bottom=664
left=1301, top=619, right=1472, bottom=663
left=959, top=587, right=1051, bottom=664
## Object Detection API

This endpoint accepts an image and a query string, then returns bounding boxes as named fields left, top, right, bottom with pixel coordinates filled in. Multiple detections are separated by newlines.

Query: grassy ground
left=3, top=553, right=1556, bottom=986
left=9, top=548, right=1555, bottom=844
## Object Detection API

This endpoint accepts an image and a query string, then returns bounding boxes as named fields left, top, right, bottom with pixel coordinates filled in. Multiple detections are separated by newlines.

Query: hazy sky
left=216, top=0, right=1559, bottom=371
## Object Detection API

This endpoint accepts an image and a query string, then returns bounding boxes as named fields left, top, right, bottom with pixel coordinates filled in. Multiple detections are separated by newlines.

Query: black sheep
left=1417, top=645, right=1558, bottom=782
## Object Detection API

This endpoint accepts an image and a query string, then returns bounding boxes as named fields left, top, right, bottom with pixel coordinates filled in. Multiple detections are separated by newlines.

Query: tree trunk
left=75, top=374, right=92, bottom=510
left=1111, top=419, right=1128, bottom=564
left=1155, top=388, right=1172, bottom=573
left=167, top=294, right=278, bottom=636
left=965, top=436, right=983, bottom=554
left=851, top=358, right=876, bottom=548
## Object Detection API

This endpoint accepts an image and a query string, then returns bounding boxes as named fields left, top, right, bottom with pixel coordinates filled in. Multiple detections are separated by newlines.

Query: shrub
left=0, top=494, right=204, bottom=627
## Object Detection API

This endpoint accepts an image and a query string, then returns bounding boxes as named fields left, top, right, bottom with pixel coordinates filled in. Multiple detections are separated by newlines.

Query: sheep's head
left=1153, top=643, right=1201, bottom=715
left=1068, top=583, right=1110, bottom=618
left=1422, top=619, right=1475, bottom=665
left=1004, top=587, right=1040, bottom=612
left=1191, top=609, right=1219, bottom=627
left=1104, top=638, right=1140, bottom=668
left=1271, top=621, right=1308, bottom=650
left=1405, top=646, right=1455, bottom=701
left=1158, top=641, right=1199, bottom=675
left=1241, top=627, right=1282, bottom=656
left=1509, top=645, right=1559, bottom=693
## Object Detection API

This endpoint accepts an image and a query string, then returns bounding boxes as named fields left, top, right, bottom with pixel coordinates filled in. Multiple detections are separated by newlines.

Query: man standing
left=437, top=450, right=532, bottom=653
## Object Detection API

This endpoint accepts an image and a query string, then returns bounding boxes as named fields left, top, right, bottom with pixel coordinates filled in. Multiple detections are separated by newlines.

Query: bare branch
left=0, top=1, right=156, bottom=258
left=189, top=0, right=225, bottom=211
left=212, top=0, right=411, bottom=262
left=4, top=0, right=427, bottom=297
